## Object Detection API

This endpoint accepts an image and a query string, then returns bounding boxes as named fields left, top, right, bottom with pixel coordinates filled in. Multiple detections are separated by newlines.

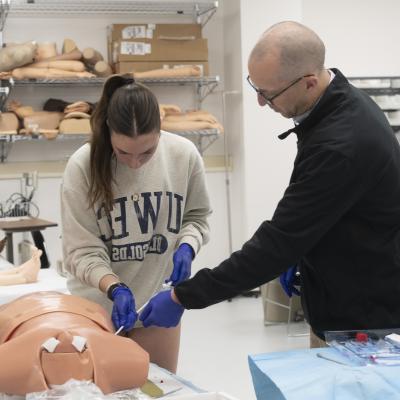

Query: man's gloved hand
left=111, top=286, right=138, bottom=331
left=167, top=243, right=194, bottom=285
left=279, top=265, right=301, bottom=297
left=139, top=290, right=184, bottom=328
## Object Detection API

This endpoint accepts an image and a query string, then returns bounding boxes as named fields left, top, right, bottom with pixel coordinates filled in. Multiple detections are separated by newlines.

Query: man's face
left=247, top=58, right=309, bottom=119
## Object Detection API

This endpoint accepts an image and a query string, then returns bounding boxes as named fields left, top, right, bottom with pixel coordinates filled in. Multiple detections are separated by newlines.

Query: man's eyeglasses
left=246, top=74, right=314, bottom=105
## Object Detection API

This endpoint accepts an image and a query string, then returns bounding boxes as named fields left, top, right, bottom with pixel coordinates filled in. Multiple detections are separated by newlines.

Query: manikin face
left=111, top=131, right=160, bottom=170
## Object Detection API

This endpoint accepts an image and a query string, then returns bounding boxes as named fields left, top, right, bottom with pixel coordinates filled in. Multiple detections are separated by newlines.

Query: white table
left=0, top=267, right=69, bottom=305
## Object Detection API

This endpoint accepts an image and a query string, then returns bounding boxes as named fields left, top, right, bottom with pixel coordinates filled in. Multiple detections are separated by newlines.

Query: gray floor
left=178, top=296, right=310, bottom=400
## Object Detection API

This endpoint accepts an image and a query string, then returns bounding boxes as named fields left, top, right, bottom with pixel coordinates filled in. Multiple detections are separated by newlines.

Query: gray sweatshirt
left=61, top=131, right=211, bottom=317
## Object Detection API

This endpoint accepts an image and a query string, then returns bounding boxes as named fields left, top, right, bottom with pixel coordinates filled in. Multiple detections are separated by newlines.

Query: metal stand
left=261, top=281, right=309, bottom=337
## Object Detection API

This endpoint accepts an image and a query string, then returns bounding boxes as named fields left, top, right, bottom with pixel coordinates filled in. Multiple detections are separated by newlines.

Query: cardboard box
left=109, top=23, right=202, bottom=42
left=113, top=38, right=208, bottom=62
left=115, top=61, right=209, bottom=76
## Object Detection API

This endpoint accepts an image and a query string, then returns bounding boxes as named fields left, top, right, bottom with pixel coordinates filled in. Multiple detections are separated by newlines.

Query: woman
left=61, top=74, right=211, bottom=372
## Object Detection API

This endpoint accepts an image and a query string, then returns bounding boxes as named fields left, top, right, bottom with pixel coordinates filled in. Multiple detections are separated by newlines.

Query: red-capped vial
left=355, top=332, right=368, bottom=342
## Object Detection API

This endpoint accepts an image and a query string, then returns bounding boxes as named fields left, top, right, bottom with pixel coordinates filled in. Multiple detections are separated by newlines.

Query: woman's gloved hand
left=111, top=286, right=138, bottom=331
left=167, top=243, right=194, bottom=285
left=139, top=290, right=184, bottom=328
left=279, top=266, right=301, bottom=297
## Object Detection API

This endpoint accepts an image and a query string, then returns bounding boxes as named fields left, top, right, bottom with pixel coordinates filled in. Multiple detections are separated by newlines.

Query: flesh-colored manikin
left=0, top=291, right=149, bottom=395
left=0, top=245, right=42, bottom=285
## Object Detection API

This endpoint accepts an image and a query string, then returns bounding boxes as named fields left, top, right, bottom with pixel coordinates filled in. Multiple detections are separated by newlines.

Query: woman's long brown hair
left=88, top=74, right=161, bottom=211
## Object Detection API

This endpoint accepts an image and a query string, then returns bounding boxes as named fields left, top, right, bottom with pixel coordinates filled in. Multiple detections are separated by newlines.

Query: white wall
left=303, top=0, right=400, bottom=76
left=222, top=0, right=246, bottom=252
left=238, top=0, right=301, bottom=238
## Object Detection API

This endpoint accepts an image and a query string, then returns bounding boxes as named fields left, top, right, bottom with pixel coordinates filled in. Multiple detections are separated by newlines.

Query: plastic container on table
left=325, top=328, right=400, bottom=366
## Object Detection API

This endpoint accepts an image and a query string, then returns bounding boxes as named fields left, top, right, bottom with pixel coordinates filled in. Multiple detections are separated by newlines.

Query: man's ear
left=305, top=75, right=318, bottom=90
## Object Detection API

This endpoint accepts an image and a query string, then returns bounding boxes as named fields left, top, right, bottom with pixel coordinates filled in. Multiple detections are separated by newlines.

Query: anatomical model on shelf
left=7, top=100, right=63, bottom=139
left=6, top=99, right=94, bottom=138
left=0, top=39, right=112, bottom=79
left=133, top=64, right=203, bottom=79
left=0, top=41, right=37, bottom=72
left=0, top=244, right=42, bottom=286
left=159, top=104, right=224, bottom=133
left=0, top=291, right=149, bottom=395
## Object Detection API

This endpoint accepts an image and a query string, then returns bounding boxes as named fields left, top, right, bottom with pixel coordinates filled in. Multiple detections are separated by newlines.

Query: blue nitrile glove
left=167, top=243, right=194, bottom=285
left=279, top=265, right=301, bottom=297
left=111, top=286, right=138, bottom=331
left=139, top=290, right=184, bottom=328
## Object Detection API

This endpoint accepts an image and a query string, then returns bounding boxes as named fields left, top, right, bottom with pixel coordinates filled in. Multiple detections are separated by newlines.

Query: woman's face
left=111, top=131, right=160, bottom=169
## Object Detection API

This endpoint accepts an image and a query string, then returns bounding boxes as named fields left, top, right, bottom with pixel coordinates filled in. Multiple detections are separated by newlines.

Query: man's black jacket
left=175, top=69, right=400, bottom=335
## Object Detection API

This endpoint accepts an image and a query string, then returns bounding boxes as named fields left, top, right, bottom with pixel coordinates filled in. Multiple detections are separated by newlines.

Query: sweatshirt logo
left=111, top=234, right=168, bottom=261
left=97, top=191, right=184, bottom=262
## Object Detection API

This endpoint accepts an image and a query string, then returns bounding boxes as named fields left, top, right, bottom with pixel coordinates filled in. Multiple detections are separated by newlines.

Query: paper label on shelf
left=120, top=42, right=151, bottom=56
left=146, top=28, right=154, bottom=39
left=122, top=25, right=147, bottom=39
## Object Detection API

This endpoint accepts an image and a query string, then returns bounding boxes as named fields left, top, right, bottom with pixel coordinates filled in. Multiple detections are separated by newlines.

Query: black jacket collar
left=278, top=68, right=348, bottom=142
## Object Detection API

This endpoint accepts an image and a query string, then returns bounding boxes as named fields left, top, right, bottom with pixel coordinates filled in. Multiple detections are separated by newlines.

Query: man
left=139, top=21, right=400, bottom=346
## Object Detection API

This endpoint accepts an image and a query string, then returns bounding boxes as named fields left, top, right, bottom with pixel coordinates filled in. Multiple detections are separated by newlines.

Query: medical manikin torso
left=0, top=291, right=149, bottom=395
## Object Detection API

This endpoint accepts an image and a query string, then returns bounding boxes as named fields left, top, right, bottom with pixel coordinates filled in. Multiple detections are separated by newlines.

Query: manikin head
left=247, top=21, right=330, bottom=119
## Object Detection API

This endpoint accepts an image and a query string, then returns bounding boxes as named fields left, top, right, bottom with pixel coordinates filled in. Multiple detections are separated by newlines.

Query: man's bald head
left=249, top=21, right=325, bottom=81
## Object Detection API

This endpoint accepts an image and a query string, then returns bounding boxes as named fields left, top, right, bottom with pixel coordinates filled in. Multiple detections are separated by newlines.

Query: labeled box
left=112, top=38, right=208, bottom=62
left=109, top=23, right=202, bottom=42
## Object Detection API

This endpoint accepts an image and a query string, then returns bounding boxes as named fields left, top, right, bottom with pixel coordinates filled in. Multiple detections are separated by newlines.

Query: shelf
left=0, top=129, right=220, bottom=160
left=0, top=75, right=221, bottom=160
left=11, top=76, right=219, bottom=86
left=349, top=77, right=400, bottom=95
left=0, top=133, right=89, bottom=142
left=12, top=77, right=106, bottom=87
left=0, top=1, right=222, bottom=161
left=7, top=1, right=218, bottom=25
left=349, top=77, right=400, bottom=136
left=392, top=126, right=400, bottom=133
left=359, top=88, right=400, bottom=96
left=10, top=76, right=220, bottom=103
left=172, top=128, right=220, bottom=154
